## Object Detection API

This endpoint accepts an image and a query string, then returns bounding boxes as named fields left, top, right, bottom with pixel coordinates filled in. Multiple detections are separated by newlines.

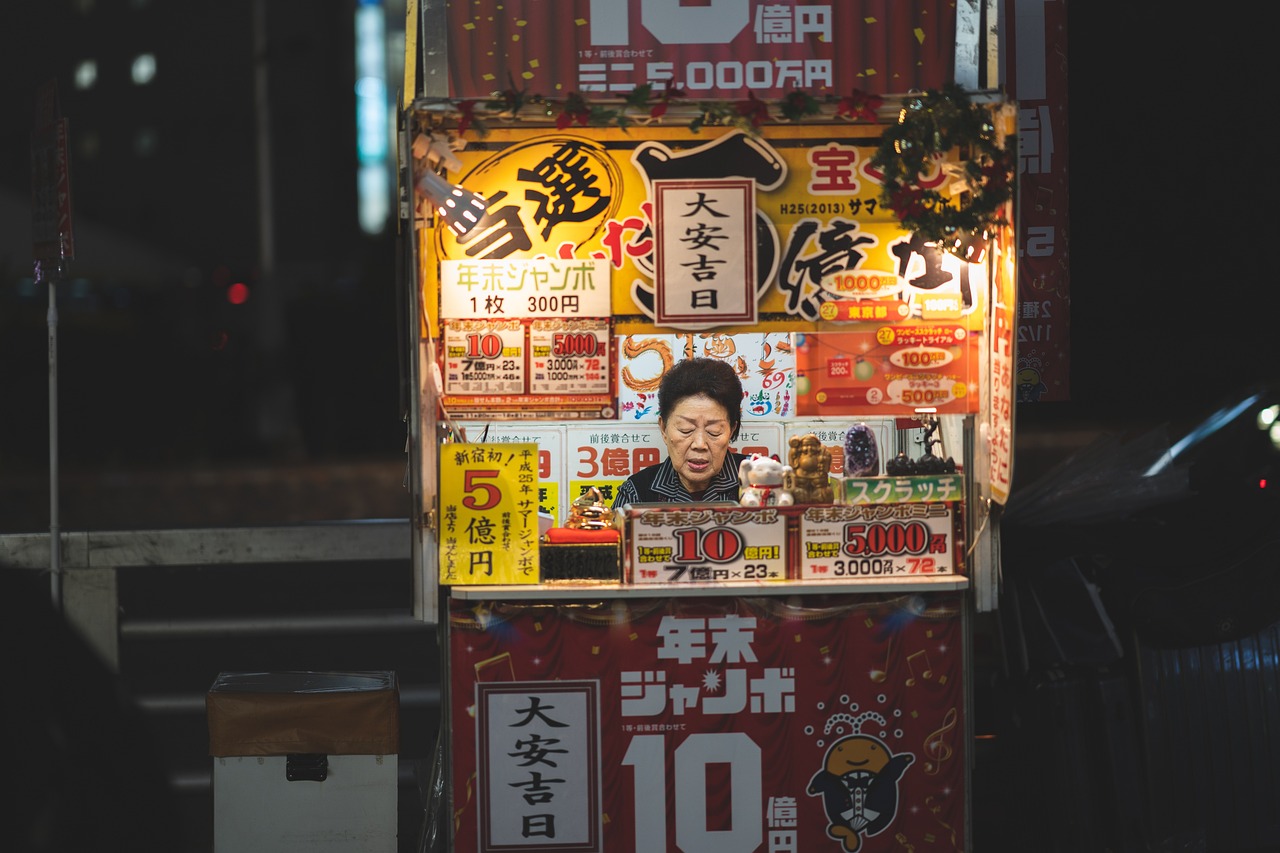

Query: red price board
left=443, top=319, right=527, bottom=396
left=443, top=1, right=958, bottom=101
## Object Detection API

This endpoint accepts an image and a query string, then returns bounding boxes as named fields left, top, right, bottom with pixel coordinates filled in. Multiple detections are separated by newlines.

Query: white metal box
left=207, top=671, right=399, bottom=853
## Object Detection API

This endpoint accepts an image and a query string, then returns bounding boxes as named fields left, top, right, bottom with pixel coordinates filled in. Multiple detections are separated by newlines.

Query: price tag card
left=438, top=443, right=540, bottom=585
left=442, top=319, right=526, bottom=395
left=624, top=505, right=788, bottom=584
left=529, top=318, right=611, bottom=395
left=798, top=502, right=960, bottom=579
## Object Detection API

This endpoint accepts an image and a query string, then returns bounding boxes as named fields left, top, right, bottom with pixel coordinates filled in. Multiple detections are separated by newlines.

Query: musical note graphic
left=869, top=635, right=893, bottom=682
left=474, top=651, right=515, bottom=682
left=922, top=707, right=958, bottom=776
left=924, top=794, right=960, bottom=849
left=905, top=650, right=933, bottom=686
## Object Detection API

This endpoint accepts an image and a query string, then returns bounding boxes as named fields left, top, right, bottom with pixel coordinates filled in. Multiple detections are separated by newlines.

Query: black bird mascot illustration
left=807, top=712, right=914, bottom=852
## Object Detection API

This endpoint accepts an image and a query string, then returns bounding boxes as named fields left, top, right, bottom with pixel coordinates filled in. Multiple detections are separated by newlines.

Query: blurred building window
left=78, top=129, right=101, bottom=160
left=355, top=0, right=389, bottom=234
left=134, top=127, right=159, bottom=157
left=74, top=59, right=98, bottom=90
left=131, top=52, right=157, bottom=85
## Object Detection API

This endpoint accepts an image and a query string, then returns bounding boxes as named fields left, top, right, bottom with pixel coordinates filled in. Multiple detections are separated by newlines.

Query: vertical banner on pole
left=31, top=77, right=74, bottom=606
left=31, top=79, right=75, bottom=264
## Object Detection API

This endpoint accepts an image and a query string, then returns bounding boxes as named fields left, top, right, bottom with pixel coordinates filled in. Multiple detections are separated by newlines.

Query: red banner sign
left=31, top=79, right=75, bottom=264
left=1005, top=0, right=1071, bottom=401
left=449, top=591, right=966, bottom=852
left=444, top=0, right=957, bottom=100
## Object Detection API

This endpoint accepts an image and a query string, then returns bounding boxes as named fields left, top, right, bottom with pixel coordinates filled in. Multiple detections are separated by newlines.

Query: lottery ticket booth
left=400, top=3, right=1016, bottom=851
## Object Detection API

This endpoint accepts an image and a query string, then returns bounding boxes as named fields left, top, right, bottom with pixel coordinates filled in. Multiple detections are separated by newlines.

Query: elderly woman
left=613, top=357, right=749, bottom=507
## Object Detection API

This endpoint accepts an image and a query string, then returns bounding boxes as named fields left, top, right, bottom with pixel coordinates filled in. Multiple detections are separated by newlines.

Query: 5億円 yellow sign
left=438, top=443, right=540, bottom=585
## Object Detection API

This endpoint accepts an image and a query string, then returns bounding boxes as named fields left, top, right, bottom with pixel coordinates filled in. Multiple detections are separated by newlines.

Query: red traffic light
left=226, top=282, right=250, bottom=305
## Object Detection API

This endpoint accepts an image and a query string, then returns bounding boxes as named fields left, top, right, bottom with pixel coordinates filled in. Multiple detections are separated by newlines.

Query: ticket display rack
left=399, top=4, right=1016, bottom=851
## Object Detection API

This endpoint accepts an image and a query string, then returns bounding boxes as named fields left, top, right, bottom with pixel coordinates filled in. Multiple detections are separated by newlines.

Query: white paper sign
left=441, top=258, right=612, bottom=319
left=476, top=681, right=601, bottom=849
left=798, top=503, right=958, bottom=579
left=626, top=505, right=788, bottom=584
left=529, top=318, right=611, bottom=395
left=653, top=179, right=756, bottom=327
left=564, top=422, right=786, bottom=508
left=443, top=319, right=525, bottom=395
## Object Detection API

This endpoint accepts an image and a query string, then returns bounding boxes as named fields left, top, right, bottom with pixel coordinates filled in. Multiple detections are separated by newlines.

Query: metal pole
left=253, top=0, right=275, bottom=279
left=46, top=257, right=61, bottom=609
left=250, top=0, right=300, bottom=450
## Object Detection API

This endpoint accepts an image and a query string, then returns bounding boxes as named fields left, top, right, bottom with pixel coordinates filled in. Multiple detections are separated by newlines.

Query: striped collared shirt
left=612, top=453, right=749, bottom=508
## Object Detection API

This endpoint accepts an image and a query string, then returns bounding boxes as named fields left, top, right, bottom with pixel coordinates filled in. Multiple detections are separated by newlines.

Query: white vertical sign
left=653, top=179, right=756, bottom=327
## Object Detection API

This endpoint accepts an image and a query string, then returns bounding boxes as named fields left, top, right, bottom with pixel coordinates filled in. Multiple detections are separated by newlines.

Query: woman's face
left=660, top=393, right=733, bottom=496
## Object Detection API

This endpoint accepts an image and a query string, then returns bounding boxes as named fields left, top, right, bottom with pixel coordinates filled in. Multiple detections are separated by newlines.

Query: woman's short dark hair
left=657, top=357, right=743, bottom=441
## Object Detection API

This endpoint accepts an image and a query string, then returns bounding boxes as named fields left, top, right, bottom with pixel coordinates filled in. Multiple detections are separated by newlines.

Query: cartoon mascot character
left=807, top=713, right=914, bottom=852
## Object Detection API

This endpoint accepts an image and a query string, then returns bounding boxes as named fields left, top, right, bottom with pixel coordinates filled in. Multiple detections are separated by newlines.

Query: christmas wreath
left=868, top=83, right=1016, bottom=255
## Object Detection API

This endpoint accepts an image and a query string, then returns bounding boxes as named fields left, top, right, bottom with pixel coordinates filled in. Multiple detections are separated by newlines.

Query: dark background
left=1, top=0, right=409, bottom=531
left=2, top=2, right=1277, bottom=532
left=1, top=0, right=404, bottom=463
left=1052, top=7, right=1279, bottom=427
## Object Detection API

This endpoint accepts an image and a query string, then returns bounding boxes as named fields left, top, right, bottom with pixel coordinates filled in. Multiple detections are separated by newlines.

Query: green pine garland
left=443, top=80, right=870, bottom=138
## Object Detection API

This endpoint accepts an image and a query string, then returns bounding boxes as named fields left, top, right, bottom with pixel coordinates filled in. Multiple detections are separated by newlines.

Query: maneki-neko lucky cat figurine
left=738, top=454, right=795, bottom=507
